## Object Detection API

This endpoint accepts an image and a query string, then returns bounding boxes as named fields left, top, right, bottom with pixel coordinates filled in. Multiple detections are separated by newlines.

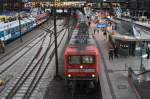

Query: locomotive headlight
left=68, top=74, right=71, bottom=77
left=92, top=74, right=95, bottom=78
left=80, top=65, right=83, bottom=69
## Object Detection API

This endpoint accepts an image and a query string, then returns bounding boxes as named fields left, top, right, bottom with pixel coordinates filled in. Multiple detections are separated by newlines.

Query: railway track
left=5, top=32, right=52, bottom=99
left=0, top=33, right=47, bottom=74
left=69, top=82, right=101, bottom=99
left=0, top=21, right=66, bottom=75
left=0, top=19, right=52, bottom=60
left=3, top=26, right=68, bottom=99
left=0, top=19, right=65, bottom=64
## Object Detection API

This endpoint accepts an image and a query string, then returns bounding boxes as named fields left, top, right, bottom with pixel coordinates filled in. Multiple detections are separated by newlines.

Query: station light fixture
left=107, top=15, right=111, bottom=18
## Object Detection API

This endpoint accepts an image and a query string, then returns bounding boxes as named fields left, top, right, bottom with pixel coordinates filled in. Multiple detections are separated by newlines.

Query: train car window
left=4, top=31, right=8, bottom=36
left=11, top=28, right=15, bottom=34
left=68, top=56, right=80, bottom=65
left=0, top=31, right=4, bottom=38
left=15, top=27, right=18, bottom=32
left=13, top=28, right=16, bottom=32
left=30, top=22, right=32, bottom=25
left=22, top=24, right=25, bottom=27
left=10, top=28, right=13, bottom=33
left=82, top=56, right=95, bottom=64
left=6, top=29, right=10, bottom=34
left=26, top=22, right=30, bottom=28
left=13, top=27, right=16, bottom=32
left=0, top=33, right=1, bottom=38
left=16, top=26, right=19, bottom=31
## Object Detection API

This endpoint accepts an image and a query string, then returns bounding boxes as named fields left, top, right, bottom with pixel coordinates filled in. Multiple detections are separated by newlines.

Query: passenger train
left=64, top=20, right=99, bottom=89
left=0, top=12, right=49, bottom=42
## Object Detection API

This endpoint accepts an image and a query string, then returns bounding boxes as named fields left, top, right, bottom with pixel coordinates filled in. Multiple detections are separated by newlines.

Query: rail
left=0, top=20, right=66, bottom=75
left=5, top=26, right=67, bottom=99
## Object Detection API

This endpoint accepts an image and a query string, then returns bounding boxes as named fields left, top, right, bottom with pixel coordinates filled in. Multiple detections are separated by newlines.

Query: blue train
left=0, top=13, right=49, bottom=42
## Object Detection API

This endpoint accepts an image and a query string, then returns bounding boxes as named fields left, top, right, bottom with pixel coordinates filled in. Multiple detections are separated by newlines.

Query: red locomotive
left=64, top=22, right=99, bottom=89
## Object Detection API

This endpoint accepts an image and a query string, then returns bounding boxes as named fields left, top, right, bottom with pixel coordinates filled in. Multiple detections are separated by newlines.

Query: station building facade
left=0, top=0, right=25, bottom=11
left=128, top=0, right=150, bottom=17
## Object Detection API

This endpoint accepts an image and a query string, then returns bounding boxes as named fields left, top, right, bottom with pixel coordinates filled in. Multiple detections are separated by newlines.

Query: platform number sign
left=97, top=23, right=108, bottom=28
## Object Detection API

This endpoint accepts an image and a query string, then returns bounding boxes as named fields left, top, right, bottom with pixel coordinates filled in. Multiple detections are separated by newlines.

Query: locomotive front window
left=82, top=56, right=94, bottom=64
left=68, top=56, right=80, bottom=65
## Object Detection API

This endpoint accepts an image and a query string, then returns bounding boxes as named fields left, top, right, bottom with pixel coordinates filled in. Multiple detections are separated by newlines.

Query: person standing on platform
left=114, top=45, right=119, bottom=58
left=97, top=28, right=99, bottom=34
left=94, top=29, right=96, bottom=34
left=103, top=29, right=107, bottom=40
left=91, top=22, right=96, bottom=35
left=146, top=47, right=150, bottom=59
left=0, top=40, right=5, bottom=53
left=109, top=49, right=114, bottom=60
left=95, top=19, right=99, bottom=34
left=88, top=21, right=91, bottom=27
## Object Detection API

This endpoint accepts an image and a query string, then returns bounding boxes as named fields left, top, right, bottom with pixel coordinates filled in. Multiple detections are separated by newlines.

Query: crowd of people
left=86, top=14, right=119, bottom=60
left=108, top=45, right=119, bottom=60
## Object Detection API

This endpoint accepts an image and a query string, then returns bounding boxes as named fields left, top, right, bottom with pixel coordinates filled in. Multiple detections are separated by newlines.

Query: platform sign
left=97, top=23, right=108, bottom=28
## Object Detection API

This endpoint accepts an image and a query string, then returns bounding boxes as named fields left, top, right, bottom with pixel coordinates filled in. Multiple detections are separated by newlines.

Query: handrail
left=128, top=67, right=150, bottom=77
left=137, top=70, right=150, bottom=76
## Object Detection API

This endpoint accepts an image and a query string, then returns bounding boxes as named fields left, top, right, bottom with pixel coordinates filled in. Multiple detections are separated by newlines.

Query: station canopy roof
left=108, top=19, right=150, bottom=42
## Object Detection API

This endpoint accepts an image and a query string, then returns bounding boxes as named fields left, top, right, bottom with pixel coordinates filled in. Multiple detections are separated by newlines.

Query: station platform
left=89, top=27, right=141, bottom=99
